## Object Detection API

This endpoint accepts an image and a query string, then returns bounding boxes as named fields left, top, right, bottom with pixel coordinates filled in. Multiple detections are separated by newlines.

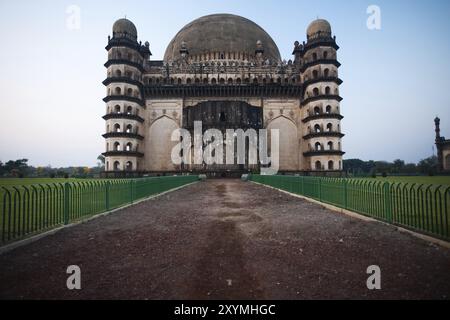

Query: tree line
left=0, top=159, right=104, bottom=178
left=343, top=156, right=440, bottom=177
left=0, top=155, right=442, bottom=178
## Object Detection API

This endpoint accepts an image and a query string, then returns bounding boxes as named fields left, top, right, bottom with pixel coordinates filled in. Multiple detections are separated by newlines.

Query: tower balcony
left=302, top=113, right=344, bottom=123
left=103, top=77, right=143, bottom=88
left=103, top=95, right=145, bottom=106
left=103, top=113, right=145, bottom=123
left=102, top=151, right=144, bottom=158
left=303, top=150, right=345, bottom=157
left=301, top=94, right=342, bottom=106
left=299, top=59, right=341, bottom=73
left=103, top=132, right=144, bottom=140
left=303, top=77, right=343, bottom=88
left=104, top=59, right=144, bottom=72
left=303, top=131, right=345, bottom=139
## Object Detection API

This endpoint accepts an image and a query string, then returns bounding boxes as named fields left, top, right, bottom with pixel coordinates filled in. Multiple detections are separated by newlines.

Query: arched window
left=312, top=70, right=318, bottom=79
left=328, top=141, right=334, bottom=150
left=315, top=142, right=322, bottom=151
left=228, top=78, right=233, bottom=84
left=313, top=88, right=320, bottom=96
left=115, top=69, right=122, bottom=77
left=186, top=78, right=192, bottom=84
left=126, top=124, right=132, bottom=133
left=106, top=161, right=109, bottom=171
left=114, top=124, right=121, bottom=133
left=115, top=105, right=121, bottom=113
left=328, top=161, right=334, bottom=170
left=113, top=161, right=121, bottom=171
left=314, top=106, right=321, bottom=115
left=326, top=105, right=332, bottom=114
left=126, top=161, right=133, bottom=171
left=114, top=142, right=121, bottom=151
left=126, top=142, right=133, bottom=151
left=244, top=78, right=250, bottom=84
left=219, top=78, right=225, bottom=84
left=236, top=78, right=242, bottom=84
left=253, top=78, right=259, bottom=84
left=327, top=123, right=333, bottom=132
left=177, top=78, right=182, bottom=84
left=315, top=161, right=322, bottom=170
left=312, top=53, right=317, bottom=61
left=324, top=69, right=329, bottom=77
left=323, top=51, right=328, bottom=59
left=220, top=112, right=227, bottom=122
left=314, top=124, right=321, bottom=133
left=127, top=88, right=133, bottom=96
left=115, top=87, right=121, bottom=95
left=203, top=78, right=208, bottom=84
left=126, top=106, right=132, bottom=115
left=325, top=86, right=331, bottom=95
left=211, top=78, right=217, bottom=84
left=195, top=78, right=200, bottom=84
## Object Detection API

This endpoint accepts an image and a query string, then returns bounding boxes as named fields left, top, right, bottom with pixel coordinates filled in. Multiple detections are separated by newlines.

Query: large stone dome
left=164, top=14, right=281, bottom=63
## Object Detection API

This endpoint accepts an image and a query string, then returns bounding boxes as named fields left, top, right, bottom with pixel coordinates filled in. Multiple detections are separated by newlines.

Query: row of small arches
left=309, top=105, right=339, bottom=116
left=106, top=161, right=135, bottom=172
left=308, top=123, right=341, bottom=134
left=145, top=76, right=301, bottom=86
left=306, top=86, right=339, bottom=98
left=108, top=87, right=141, bottom=98
left=107, top=123, right=140, bottom=135
left=310, top=141, right=342, bottom=152
left=107, top=142, right=139, bottom=152
left=314, top=160, right=340, bottom=171
left=107, top=105, right=140, bottom=116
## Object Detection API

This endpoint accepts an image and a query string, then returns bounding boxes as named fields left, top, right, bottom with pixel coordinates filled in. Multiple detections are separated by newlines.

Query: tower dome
left=113, top=18, right=138, bottom=40
left=307, top=19, right=332, bottom=38
left=164, top=14, right=281, bottom=63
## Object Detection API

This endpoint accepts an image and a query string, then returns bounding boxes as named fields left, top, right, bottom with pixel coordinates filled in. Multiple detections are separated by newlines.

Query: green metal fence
left=0, top=176, right=198, bottom=245
left=250, top=175, right=450, bottom=241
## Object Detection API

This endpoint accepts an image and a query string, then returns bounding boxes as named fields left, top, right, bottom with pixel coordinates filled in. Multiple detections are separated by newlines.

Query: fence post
left=105, top=181, right=110, bottom=211
left=130, top=180, right=134, bottom=204
left=344, top=179, right=348, bottom=209
left=64, top=183, right=69, bottom=225
left=384, top=182, right=392, bottom=223
left=319, top=178, right=322, bottom=202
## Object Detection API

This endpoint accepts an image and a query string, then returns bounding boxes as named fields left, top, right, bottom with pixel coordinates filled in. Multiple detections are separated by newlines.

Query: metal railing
left=250, top=175, right=450, bottom=241
left=0, top=176, right=198, bottom=245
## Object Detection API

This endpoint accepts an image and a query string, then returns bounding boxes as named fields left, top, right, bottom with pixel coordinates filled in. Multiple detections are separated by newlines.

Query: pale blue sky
left=0, top=0, right=449, bottom=167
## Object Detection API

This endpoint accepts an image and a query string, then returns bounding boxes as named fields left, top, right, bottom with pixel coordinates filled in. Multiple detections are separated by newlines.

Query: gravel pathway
left=0, top=179, right=449, bottom=300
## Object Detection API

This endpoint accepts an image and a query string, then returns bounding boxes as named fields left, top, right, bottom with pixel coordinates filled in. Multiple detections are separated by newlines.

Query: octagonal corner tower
left=102, top=15, right=345, bottom=177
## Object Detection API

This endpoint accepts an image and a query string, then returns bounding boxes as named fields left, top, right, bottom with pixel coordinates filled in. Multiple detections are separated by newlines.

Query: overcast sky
left=0, top=0, right=449, bottom=167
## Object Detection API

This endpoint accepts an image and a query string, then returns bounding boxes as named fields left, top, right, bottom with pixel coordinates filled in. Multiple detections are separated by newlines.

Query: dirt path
left=0, top=179, right=449, bottom=300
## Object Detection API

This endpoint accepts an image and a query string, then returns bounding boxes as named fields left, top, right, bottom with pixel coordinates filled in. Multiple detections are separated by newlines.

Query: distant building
left=435, top=117, right=450, bottom=172
left=102, top=14, right=345, bottom=175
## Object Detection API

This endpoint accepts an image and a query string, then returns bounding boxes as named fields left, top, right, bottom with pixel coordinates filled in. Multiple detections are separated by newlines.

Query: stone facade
left=102, top=14, right=345, bottom=174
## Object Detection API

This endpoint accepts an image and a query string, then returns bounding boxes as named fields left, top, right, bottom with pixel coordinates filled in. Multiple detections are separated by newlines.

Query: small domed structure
left=113, top=18, right=138, bottom=40
left=307, top=19, right=332, bottom=38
